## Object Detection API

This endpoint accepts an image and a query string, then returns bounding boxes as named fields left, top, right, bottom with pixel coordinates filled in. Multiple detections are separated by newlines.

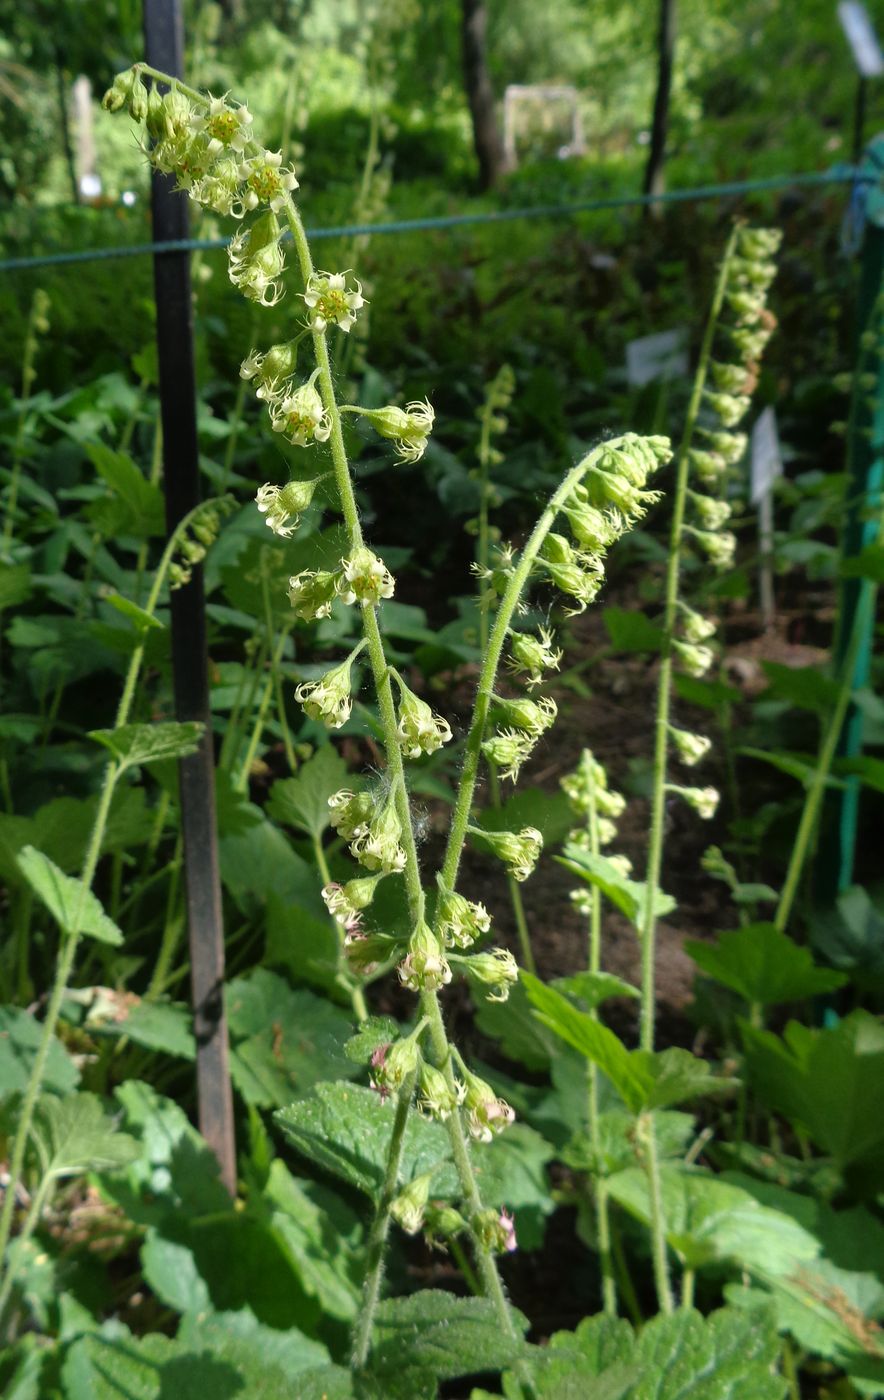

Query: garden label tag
left=750, top=406, right=782, bottom=505
left=838, top=1, right=884, bottom=77
left=625, top=328, right=688, bottom=387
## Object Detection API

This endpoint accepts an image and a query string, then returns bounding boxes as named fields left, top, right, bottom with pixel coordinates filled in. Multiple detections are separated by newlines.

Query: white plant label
left=625, top=328, right=689, bottom=387
left=750, top=405, right=782, bottom=506
left=838, top=1, right=884, bottom=77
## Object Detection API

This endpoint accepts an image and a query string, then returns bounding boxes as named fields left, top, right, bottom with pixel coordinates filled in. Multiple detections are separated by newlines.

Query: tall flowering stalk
left=636, top=223, right=781, bottom=1311
left=104, top=67, right=672, bottom=1363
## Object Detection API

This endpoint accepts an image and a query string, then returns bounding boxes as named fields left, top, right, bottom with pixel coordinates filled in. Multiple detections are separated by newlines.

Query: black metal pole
left=143, top=0, right=236, bottom=1194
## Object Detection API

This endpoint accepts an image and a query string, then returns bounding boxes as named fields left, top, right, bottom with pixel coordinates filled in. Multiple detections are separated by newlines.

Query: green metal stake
left=821, top=135, right=884, bottom=900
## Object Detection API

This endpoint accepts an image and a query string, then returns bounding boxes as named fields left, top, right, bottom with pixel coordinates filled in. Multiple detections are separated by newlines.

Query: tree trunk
left=643, top=0, right=677, bottom=217
left=461, top=0, right=505, bottom=190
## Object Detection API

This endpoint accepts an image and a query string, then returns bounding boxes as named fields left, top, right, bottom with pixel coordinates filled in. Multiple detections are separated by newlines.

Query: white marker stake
left=625, top=328, right=689, bottom=387
left=750, top=407, right=782, bottom=629
left=838, top=1, right=884, bottom=77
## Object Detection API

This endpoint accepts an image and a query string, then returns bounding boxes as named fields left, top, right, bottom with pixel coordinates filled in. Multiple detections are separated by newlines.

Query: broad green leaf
left=516, top=1305, right=784, bottom=1400
left=370, top=1292, right=530, bottom=1390
left=738, top=746, right=846, bottom=789
left=840, top=541, right=884, bottom=582
left=344, top=1016, right=401, bottom=1064
left=759, top=661, right=840, bottom=712
left=274, top=1082, right=457, bottom=1198
left=473, top=786, right=574, bottom=845
left=603, top=606, right=664, bottom=653
left=227, top=971, right=358, bottom=1109
left=685, top=923, right=847, bottom=1005
left=264, top=891, right=342, bottom=998
left=104, top=593, right=165, bottom=633
left=741, top=1011, right=884, bottom=1179
left=267, top=746, right=351, bottom=839
left=553, top=971, right=640, bottom=1010
left=0, top=1005, right=80, bottom=1100
left=85, top=440, right=165, bottom=538
left=0, top=562, right=32, bottom=610
left=557, top=846, right=675, bottom=926
left=673, top=674, right=742, bottom=709
left=87, top=996, right=195, bottom=1062
left=177, top=1307, right=329, bottom=1384
left=88, top=720, right=203, bottom=769
left=0, top=1338, right=45, bottom=1400
left=32, top=1093, right=139, bottom=1178
left=265, top=1159, right=362, bottom=1320
left=606, top=1163, right=819, bottom=1274
left=17, top=846, right=123, bottom=945
left=809, top=885, right=884, bottom=974
left=522, top=975, right=731, bottom=1112
left=473, top=977, right=558, bottom=1072
left=219, top=812, right=320, bottom=914
left=61, top=1328, right=245, bottom=1400
left=104, top=1081, right=232, bottom=1227
left=834, top=754, right=884, bottom=794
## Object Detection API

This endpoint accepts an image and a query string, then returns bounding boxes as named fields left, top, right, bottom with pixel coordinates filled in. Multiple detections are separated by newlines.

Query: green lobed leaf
left=553, top=971, right=640, bottom=1010
left=17, top=846, right=123, bottom=945
left=512, top=1304, right=785, bottom=1399
left=85, top=440, right=165, bottom=538
left=685, top=922, right=847, bottom=1005
left=103, top=592, right=165, bottom=633
left=264, top=1159, right=363, bottom=1320
left=86, top=996, right=196, bottom=1061
left=0, top=562, right=32, bottom=610
left=344, top=1016, right=401, bottom=1064
left=264, top=891, right=342, bottom=999
left=606, top=1163, right=819, bottom=1275
left=370, top=1291, right=530, bottom=1389
left=602, top=606, right=665, bottom=653
left=274, top=1082, right=457, bottom=1198
left=61, top=1328, right=245, bottom=1400
left=32, top=1093, right=140, bottom=1178
left=522, top=975, right=732, bottom=1112
left=267, top=745, right=353, bottom=840
left=177, top=1306, right=329, bottom=1385
left=227, top=971, right=358, bottom=1109
left=0, top=1005, right=80, bottom=1100
left=741, top=1010, right=884, bottom=1178
left=88, top=720, right=204, bottom=769
left=557, top=846, right=676, bottom=926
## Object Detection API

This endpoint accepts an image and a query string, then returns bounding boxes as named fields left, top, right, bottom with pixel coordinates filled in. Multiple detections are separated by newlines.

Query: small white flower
left=302, top=270, right=366, bottom=333
left=236, top=149, right=299, bottom=213
left=269, top=369, right=330, bottom=447
left=336, top=547, right=395, bottom=606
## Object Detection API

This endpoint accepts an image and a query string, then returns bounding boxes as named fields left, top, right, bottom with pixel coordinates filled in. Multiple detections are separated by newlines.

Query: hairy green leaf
left=685, top=922, right=847, bottom=1005
left=17, top=846, right=123, bottom=945
left=88, top=720, right=204, bottom=769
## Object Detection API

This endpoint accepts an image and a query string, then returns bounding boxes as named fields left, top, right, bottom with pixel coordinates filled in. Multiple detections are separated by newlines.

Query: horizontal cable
left=0, top=163, right=860, bottom=275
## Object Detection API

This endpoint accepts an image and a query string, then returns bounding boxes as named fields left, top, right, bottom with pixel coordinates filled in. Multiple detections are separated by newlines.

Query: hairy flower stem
left=441, top=444, right=625, bottom=894
left=351, top=1070, right=418, bottom=1370
left=636, top=224, right=739, bottom=1318
left=638, top=223, right=739, bottom=1054
left=279, top=194, right=519, bottom=1345
left=0, top=505, right=209, bottom=1300
left=584, top=755, right=616, bottom=1314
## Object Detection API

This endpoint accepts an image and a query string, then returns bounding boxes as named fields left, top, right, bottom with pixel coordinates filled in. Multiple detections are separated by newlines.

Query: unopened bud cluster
left=562, top=751, right=633, bottom=916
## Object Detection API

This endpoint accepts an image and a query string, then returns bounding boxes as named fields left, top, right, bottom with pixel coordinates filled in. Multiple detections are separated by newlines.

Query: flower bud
left=370, top=1034, right=421, bottom=1095
left=345, top=930, right=402, bottom=978
left=391, top=1172, right=434, bottom=1235
left=328, top=789, right=374, bottom=841
left=460, top=1067, right=515, bottom=1142
left=424, top=1203, right=467, bottom=1245
left=269, top=369, right=331, bottom=447
left=351, top=800, right=407, bottom=875
left=398, top=922, right=452, bottom=992
left=256, top=474, right=324, bottom=537
left=680, top=606, right=717, bottom=643
left=688, top=449, right=727, bottom=486
left=670, top=784, right=720, bottom=819
left=418, top=1062, right=465, bottom=1120
left=352, top=400, right=435, bottom=463
left=481, top=729, right=535, bottom=783
left=738, top=227, right=782, bottom=261
left=670, top=727, right=712, bottom=767
left=489, top=695, right=557, bottom=738
left=507, top=627, right=562, bottom=688
left=436, top=889, right=491, bottom=949
left=561, top=497, right=622, bottom=553
left=473, top=826, right=543, bottom=883
left=336, top=547, right=395, bottom=606
left=460, top=948, right=519, bottom=1003
left=322, top=874, right=384, bottom=924
left=709, top=361, right=752, bottom=395
left=688, top=491, right=732, bottom=531
left=704, top=392, right=751, bottom=428
left=672, top=640, right=715, bottom=677
left=473, top=1207, right=518, bottom=1254
left=687, top=527, right=737, bottom=570
left=287, top=569, right=339, bottom=621
left=240, top=340, right=300, bottom=390
left=395, top=679, right=452, bottom=757
left=295, top=647, right=363, bottom=728
left=228, top=210, right=287, bottom=306
left=730, top=325, right=774, bottom=363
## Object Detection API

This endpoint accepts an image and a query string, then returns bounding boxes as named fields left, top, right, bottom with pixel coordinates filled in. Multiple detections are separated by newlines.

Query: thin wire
left=0, top=163, right=860, bottom=275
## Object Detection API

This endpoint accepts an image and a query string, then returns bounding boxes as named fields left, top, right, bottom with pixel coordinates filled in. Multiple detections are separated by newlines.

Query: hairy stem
left=585, top=754, right=616, bottom=1315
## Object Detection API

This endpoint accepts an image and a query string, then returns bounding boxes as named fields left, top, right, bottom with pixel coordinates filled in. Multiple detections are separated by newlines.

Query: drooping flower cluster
left=665, top=224, right=780, bottom=823
left=286, top=546, right=396, bottom=621
left=329, top=789, right=407, bottom=876
left=341, top=399, right=436, bottom=463
left=561, top=751, right=633, bottom=918
left=294, top=642, right=366, bottom=729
